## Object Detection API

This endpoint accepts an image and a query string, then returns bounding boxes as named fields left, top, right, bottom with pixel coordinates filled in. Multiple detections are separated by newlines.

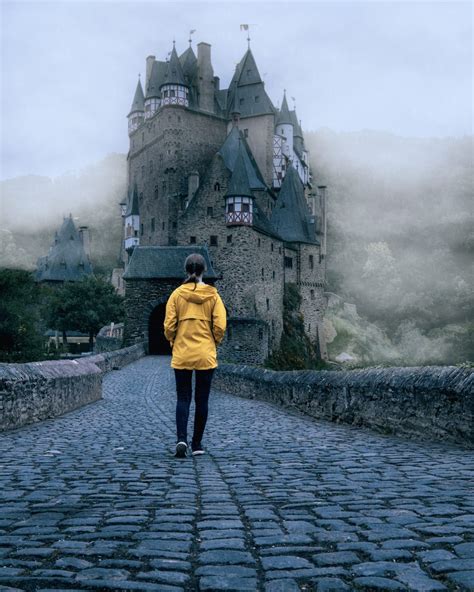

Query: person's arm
left=164, top=292, right=178, bottom=346
left=212, top=293, right=227, bottom=345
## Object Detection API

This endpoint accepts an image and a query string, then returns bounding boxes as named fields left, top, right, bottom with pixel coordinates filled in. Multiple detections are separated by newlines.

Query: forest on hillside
left=1, top=131, right=472, bottom=364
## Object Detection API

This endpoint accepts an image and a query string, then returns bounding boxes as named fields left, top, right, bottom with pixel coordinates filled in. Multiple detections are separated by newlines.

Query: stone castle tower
left=121, top=38, right=328, bottom=364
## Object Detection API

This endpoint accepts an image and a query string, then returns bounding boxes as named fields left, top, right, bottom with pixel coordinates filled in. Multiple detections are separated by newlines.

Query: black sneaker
left=192, top=443, right=205, bottom=456
left=175, top=441, right=187, bottom=458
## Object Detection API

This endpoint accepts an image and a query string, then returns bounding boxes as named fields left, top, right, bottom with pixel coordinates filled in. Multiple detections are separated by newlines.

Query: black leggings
left=174, top=368, right=215, bottom=445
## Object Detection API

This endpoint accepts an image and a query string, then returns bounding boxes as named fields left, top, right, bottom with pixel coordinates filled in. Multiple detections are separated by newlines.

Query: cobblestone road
left=0, top=356, right=473, bottom=592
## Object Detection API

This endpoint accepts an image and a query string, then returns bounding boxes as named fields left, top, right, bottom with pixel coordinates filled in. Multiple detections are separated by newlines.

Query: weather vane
left=189, top=29, right=196, bottom=46
left=240, top=24, right=256, bottom=49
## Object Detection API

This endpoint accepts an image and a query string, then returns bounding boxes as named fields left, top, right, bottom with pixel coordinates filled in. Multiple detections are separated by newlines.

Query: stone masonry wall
left=123, top=279, right=181, bottom=347
left=214, top=364, right=474, bottom=447
left=0, top=344, right=145, bottom=432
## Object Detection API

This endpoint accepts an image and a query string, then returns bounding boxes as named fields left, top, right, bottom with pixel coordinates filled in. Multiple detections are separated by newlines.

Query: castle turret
left=225, top=142, right=254, bottom=226
left=144, top=60, right=166, bottom=118
left=160, top=44, right=189, bottom=107
left=124, top=184, right=140, bottom=255
left=275, top=92, right=293, bottom=159
left=128, top=78, right=145, bottom=134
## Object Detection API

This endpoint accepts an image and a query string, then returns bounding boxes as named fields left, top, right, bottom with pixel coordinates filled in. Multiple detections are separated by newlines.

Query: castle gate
left=148, top=303, right=171, bottom=355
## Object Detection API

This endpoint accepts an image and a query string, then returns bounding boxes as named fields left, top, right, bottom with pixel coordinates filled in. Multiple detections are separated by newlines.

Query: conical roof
left=162, top=45, right=187, bottom=87
left=276, top=92, right=292, bottom=126
left=290, top=109, right=303, bottom=138
left=233, top=49, right=263, bottom=86
left=226, top=142, right=253, bottom=197
left=218, top=126, right=266, bottom=191
left=128, top=78, right=145, bottom=116
left=179, top=46, right=197, bottom=79
left=270, top=167, right=319, bottom=245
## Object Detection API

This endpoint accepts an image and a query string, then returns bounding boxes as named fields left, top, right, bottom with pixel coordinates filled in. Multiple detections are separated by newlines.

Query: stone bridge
left=0, top=356, right=473, bottom=591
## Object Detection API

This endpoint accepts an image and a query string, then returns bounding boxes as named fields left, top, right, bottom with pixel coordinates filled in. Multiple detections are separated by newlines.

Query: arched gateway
left=148, top=302, right=171, bottom=355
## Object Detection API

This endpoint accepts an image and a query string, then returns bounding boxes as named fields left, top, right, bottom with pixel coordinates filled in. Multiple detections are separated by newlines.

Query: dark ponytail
left=182, top=253, right=206, bottom=290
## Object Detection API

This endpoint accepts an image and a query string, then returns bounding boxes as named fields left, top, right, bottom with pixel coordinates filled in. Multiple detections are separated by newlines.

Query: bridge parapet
left=0, top=343, right=145, bottom=432
left=214, top=364, right=474, bottom=448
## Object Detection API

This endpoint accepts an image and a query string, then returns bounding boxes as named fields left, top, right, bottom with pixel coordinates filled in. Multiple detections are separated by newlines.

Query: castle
left=120, top=38, right=328, bottom=364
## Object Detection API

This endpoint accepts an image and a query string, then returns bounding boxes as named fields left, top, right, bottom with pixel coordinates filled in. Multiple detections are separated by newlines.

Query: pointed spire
left=162, top=44, right=187, bottom=87
left=226, top=141, right=253, bottom=198
left=276, top=91, right=292, bottom=126
left=128, top=77, right=145, bottom=115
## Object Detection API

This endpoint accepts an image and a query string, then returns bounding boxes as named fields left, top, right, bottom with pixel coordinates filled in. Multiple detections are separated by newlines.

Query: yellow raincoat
left=163, top=283, right=227, bottom=370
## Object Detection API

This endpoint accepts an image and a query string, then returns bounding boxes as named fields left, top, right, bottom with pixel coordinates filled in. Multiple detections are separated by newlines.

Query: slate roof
left=145, top=60, right=167, bottom=99
left=179, top=46, right=197, bottom=81
left=128, top=79, right=144, bottom=116
left=290, top=109, right=304, bottom=138
left=125, top=184, right=139, bottom=217
left=226, top=143, right=253, bottom=197
left=162, top=46, right=187, bottom=87
left=218, top=126, right=266, bottom=191
left=270, top=167, right=320, bottom=245
left=276, top=93, right=292, bottom=126
left=226, top=49, right=275, bottom=118
left=35, top=216, right=93, bottom=282
left=123, top=246, right=218, bottom=280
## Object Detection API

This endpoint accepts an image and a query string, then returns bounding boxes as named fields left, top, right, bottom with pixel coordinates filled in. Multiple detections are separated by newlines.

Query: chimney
left=214, top=76, right=220, bottom=92
left=197, top=42, right=214, bottom=112
left=318, top=186, right=327, bottom=256
left=187, top=171, right=199, bottom=200
left=146, top=55, right=156, bottom=88
left=79, top=226, right=91, bottom=258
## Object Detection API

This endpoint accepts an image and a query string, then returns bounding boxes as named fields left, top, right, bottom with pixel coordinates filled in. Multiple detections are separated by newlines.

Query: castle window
left=227, top=234, right=232, bottom=243
left=285, top=256, right=293, bottom=269
left=173, top=222, right=177, bottom=228
left=210, top=235, right=218, bottom=246
left=151, top=218, right=155, bottom=232
left=272, top=270, right=275, bottom=280
left=279, top=247, right=282, bottom=254
left=154, top=187, right=158, bottom=200
left=266, top=298, right=270, bottom=310
left=134, top=229, right=138, bottom=237
left=258, top=327, right=263, bottom=340
left=140, top=223, right=143, bottom=236
left=162, top=221, right=165, bottom=230
left=190, top=236, right=196, bottom=244
left=261, top=268, right=264, bottom=280
left=255, top=95, right=260, bottom=103
left=271, top=242, right=274, bottom=252
left=309, top=254, right=314, bottom=269
left=258, top=238, right=261, bottom=247
left=214, top=182, right=220, bottom=191
left=311, top=289, right=315, bottom=300
left=207, top=207, right=213, bottom=217
left=244, top=128, right=249, bottom=138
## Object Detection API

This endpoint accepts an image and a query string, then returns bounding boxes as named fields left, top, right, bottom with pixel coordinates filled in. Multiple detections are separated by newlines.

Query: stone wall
left=95, top=323, right=124, bottom=353
left=0, top=344, right=146, bottom=432
left=214, top=364, right=474, bottom=447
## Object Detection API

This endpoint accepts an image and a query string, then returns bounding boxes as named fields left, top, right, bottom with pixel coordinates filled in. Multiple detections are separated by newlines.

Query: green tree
left=0, top=268, right=46, bottom=362
left=47, top=276, right=124, bottom=350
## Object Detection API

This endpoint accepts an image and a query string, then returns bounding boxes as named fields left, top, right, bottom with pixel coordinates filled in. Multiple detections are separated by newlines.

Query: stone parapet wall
left=214, top=364, right=474, bottom=448
left=0, top=343, right=146, bottom=432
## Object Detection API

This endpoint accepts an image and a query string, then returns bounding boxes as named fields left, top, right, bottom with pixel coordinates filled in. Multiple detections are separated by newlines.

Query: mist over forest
left=1, top=130, right=472, bottom=364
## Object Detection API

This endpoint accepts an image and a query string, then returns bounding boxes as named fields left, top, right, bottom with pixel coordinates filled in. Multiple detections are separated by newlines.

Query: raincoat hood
left=176, top=282, right=217, bottom=304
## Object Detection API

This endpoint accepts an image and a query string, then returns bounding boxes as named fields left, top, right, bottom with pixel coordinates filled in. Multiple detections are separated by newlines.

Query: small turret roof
left=125, top=184, right=140, bottom=217
left=179, top=46, right=197, bottom=80
left=35, top=216, right=93, bottom=282
left=290, top=109, right=304, bottom=138
left=162, top=45, right=187, bottom=87
left=128, top=78, right=145, bottom=116
left=218, top=126, right=266, bottom=191
left=270, top=167, right=319, bottom=245
left=226, top=142, right=253, bottom=197
left=276, top=92, right=292, bottom=126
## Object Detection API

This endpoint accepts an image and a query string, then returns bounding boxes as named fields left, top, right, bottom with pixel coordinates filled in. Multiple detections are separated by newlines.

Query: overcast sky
left=1, top=0, right=472, bottom=180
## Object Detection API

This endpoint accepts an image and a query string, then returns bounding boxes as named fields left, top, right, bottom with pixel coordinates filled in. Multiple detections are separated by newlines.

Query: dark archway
left=148, top=303, right=172, bottom=355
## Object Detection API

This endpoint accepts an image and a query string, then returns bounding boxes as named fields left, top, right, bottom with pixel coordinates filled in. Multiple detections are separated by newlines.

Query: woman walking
left=164, top=253, right=226, bottom=458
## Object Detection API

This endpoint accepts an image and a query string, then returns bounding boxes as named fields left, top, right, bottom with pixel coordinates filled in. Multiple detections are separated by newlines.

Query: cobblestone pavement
left=0, top=356, right=473, bottom=592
